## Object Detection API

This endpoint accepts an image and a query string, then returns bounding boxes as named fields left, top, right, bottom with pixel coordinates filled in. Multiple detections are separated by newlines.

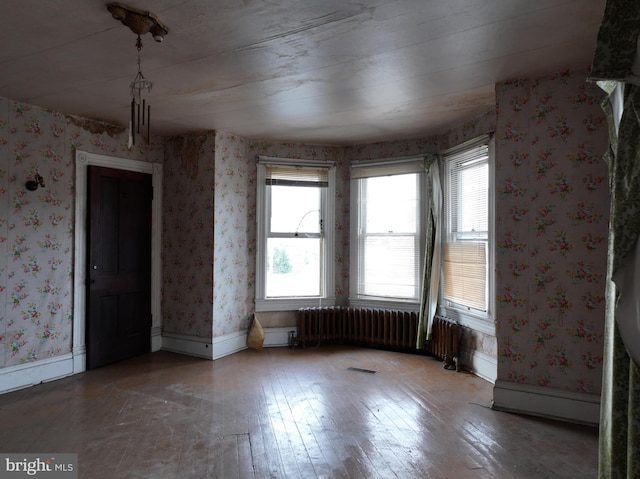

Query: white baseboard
left=0, top=354, right=74, bottom=395
left=459, top=348, right=497, bottom=384
left=212, top=330, right=248, bottom=360
left=161, top=332, right=214, bottom=359
left=151, top=326, right=162, bottom=352
left=0, top=327, right=299, bottom=395
left=492, top=380, right=600, bottom=425
left=73, top=345, right=86, bottom=374
left=210, top=327, right=297, bottom=358
left=161, top=330, right=251, bottom=360
left=264, top=327, right=296, bottom=347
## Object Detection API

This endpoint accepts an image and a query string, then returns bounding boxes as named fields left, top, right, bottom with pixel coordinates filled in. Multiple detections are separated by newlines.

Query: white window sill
left=348, top=298, right=420, bottom=313
left=255, top=297, right=337, bottom=312
left=437, top=306, right=496, bottom=336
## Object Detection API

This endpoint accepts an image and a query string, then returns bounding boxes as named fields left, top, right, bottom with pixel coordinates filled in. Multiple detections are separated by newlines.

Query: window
left=441, top=137, right=493, bottom=321
left=256, top=157, right=335, bottom=311
left=350, top=157, right=427, bottom=306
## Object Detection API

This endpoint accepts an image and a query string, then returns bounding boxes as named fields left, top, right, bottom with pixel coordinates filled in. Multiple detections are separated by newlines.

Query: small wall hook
left=26, top=173, right=45, bottom=191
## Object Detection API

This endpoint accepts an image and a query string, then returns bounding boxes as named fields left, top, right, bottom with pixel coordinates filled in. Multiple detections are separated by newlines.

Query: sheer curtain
left=417, top=159, right=442, bottom=348
left=589, top=0, right=640, bottom=476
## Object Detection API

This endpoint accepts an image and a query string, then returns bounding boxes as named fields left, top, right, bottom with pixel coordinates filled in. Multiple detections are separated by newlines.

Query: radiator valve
left=288, top=331, right=299, bottom=348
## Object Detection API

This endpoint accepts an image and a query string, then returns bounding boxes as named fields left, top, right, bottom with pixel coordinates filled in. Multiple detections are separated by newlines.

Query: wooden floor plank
left=0, top=346, right=598, bottom=478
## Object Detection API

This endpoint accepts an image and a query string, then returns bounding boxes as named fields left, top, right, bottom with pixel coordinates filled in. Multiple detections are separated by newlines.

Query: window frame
left=255, top=156, right=336, bottom=312
left=349, top=156, right=427, bottom=311
left=439, top=137, right=495, bottom=335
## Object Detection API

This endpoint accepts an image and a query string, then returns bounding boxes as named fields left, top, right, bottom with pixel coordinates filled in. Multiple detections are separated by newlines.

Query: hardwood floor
left=0, top=346, right=598, bottom=478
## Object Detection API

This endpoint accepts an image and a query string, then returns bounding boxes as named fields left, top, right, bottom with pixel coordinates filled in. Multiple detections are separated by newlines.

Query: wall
left=212, top=131, right=253, bottom=338
left=161, top=131, right=256, bottom=357
left=0, top=96, right=160, bottom=379
left=161, top=134, right=347, bottom=348
left=162, top=134, right=215, bottom=339
left=493, top=69, right=609, bottom=423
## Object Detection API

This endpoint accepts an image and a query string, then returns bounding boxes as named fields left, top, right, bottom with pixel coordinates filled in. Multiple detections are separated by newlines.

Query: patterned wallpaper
left=213, top=131, right=253, bottom=337
left=495, top=69, right=609, bottom=393
left=162, top=134, right=215, bottom=338
left=162, top=135, right=350, bottom=337
left=344, top=110, right=496, bottom=160
left=0, top=97, right=157, bottom=368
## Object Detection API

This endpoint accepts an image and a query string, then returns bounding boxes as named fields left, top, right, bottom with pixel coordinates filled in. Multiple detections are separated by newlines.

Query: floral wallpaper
left=495, top=69, right=609, bottom=393
left=0, top=96, right=157, bottom=369
left=212, top=131, right=253, bottom=337
left=163, top=135, right=347, bottom=337
left=344, top=110, right=496, bottom=160
left=162, top=134, right=214, bottom=338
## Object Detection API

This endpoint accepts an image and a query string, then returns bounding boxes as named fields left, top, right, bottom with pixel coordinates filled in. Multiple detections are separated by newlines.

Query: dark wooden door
left=87, top=166, right=152, bottom=369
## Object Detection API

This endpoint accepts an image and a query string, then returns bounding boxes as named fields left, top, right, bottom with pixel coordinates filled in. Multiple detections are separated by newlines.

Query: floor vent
left=347, top=367, right=377, bottom=374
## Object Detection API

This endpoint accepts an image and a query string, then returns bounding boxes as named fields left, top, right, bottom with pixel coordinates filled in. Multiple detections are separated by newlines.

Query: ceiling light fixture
left=107, top=2, right=169, bottom=147
left=107, top=2, right=169, bottom=42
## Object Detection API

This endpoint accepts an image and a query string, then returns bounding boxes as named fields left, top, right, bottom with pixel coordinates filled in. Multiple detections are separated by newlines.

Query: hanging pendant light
left=129, top=35, right=152, bottom=147
left=107, top=2, right=169, bottom=148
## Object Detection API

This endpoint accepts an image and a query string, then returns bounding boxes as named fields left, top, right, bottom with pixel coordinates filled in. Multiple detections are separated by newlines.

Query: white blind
left=447, top=154, right=488, bottom=236
left=350, top=156, right=427, bottom=179
left=443, top=137, right=489, bottom=311
left=443, top=242, right=487, bottom=310
left=264, top=163, right=329, bottom=185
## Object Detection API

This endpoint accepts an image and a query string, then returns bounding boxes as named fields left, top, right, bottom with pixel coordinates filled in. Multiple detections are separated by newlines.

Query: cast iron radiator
left=296, top=306, right=417, bottom=350
left=295, top=307, right=460, bottom=369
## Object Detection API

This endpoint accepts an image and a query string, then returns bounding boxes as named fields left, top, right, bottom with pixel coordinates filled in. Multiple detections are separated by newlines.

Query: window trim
left=255, top=156, right=336, bottom=312
left=438, top=136, right=495, bottom=334
left=349, top=155, right=428, bottom=305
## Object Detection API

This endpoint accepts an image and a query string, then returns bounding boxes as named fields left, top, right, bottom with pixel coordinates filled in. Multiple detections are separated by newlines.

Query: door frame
left=73, top=150, right=162, bottom=374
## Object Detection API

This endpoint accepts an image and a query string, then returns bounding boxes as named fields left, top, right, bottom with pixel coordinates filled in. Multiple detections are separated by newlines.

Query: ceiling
left=0, top=0, right=606, bottom=145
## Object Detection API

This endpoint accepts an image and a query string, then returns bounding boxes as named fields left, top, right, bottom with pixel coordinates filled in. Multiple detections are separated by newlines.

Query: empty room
left=0, top=1, right=638, bottom=478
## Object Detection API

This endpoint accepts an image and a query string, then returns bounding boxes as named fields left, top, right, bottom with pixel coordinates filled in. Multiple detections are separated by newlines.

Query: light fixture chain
left=109, top=3, right=166, bottom=149
left=136, top=35, right=143, bottom=74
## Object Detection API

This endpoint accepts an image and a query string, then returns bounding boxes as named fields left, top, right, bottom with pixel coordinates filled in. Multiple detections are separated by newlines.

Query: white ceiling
left=0, top=0, right=606, bottom=145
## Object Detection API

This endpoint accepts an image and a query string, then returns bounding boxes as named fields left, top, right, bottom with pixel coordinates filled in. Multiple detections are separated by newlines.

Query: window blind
left=443, top=136, right=489, bottom=311
left=442, top=242, right=487, bottom=310
left=350, top=156, right=427, bottom=179
left=447, top=155, right=488, bottom=236
left=264, top=163, right=329, bottom=186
